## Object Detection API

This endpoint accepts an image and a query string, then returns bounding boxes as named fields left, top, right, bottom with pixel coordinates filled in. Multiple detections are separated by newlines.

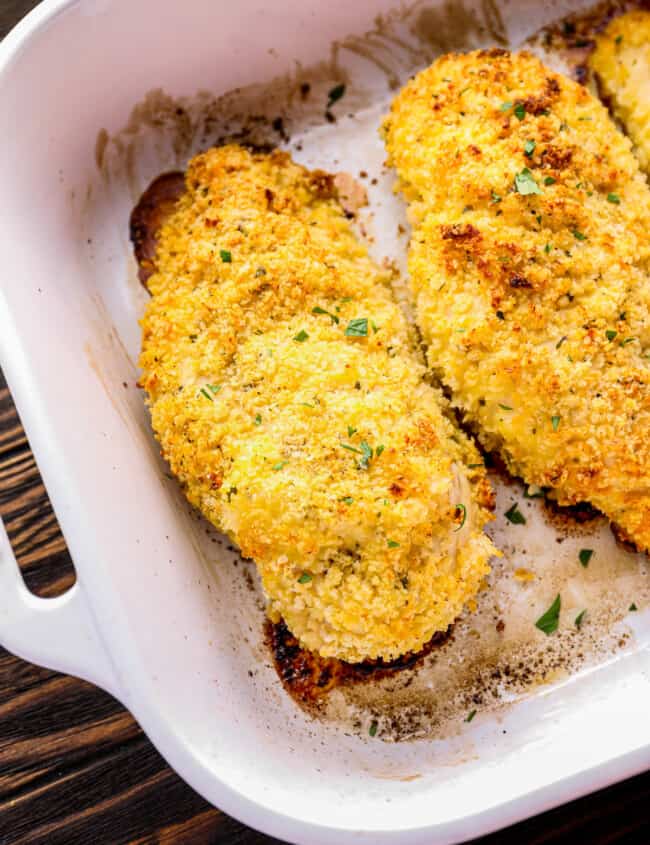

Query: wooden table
left=1, top=2, right=649, bottom=843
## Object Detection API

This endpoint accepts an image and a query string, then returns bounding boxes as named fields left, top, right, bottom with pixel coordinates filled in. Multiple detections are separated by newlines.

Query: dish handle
left=0, top=516, right=122, bottom=699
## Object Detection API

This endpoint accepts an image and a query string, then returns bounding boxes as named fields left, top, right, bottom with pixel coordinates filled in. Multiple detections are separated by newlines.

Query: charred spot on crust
left=516, top=77, right=562, bottom=116
left=441, top=223, right=480, bottom=241
left=266, top=618, right=452, bottom=706
left=130, top=171, right=186, bottom=289
left=541, top=145, right=574, bottom=170
left=509, top=273, right=532, bottom=289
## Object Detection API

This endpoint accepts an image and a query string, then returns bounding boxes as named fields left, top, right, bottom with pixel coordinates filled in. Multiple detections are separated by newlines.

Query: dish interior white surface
left=0, top=1, right=649, bottom=843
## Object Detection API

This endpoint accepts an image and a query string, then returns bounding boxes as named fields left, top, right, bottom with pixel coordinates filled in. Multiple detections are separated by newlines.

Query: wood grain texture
left=0, top=3, right=648, bottom=844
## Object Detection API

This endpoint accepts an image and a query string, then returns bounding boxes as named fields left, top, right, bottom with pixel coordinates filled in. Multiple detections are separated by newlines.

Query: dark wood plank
left=0, top=3, right=648, bottom=844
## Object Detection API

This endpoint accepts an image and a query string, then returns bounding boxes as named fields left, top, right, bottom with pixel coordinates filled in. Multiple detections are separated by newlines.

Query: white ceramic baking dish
left=0, top=0, right=649, bottom=842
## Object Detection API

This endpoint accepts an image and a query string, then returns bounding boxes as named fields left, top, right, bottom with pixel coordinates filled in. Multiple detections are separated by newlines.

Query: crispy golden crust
left=139, top=145, right=496, bottom=662
left=590, top=9, right=650, bottom=173
left=383, top=49, right=650, bottom=551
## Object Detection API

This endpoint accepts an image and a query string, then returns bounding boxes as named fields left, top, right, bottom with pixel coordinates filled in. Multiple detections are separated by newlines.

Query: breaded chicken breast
left=383, top=49, right=650, bottom=551
left=590, top=9, right=650, bottom=173
left=138, top=144, right=496, bottom=663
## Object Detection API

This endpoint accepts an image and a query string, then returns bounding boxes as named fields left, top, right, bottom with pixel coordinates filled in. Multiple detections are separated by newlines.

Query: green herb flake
left=272, top=461, right=288, bottom=471
left=219, top=249, right=232, bottom=263
left=371, top=320, right=379, bottom=334
left=468, top=463, right=484, bottom=468
left=491, top=190, right=502, bottom=204
left=514, top=103, right=526, bottom=120
left=299, top=402, right=314, bottom=408
left=312, top=305, right=340, bottom=324
left=207, top=384, right=221, bottom=394
left=524, top=139, right=536, bottom=157
left=615, top=35, right=623, bottom=45
left=341, top=443, right=363, bottom=455
left=345, top=317, right=369, bottom=337
left=297, top=572, right=312, bottom=584
left=629, top=602, right=638, bottom=612
left=499, top=403, right=513, bottom=411
left=465, top=709, right=477, bottom=723
left=606, top=330, right=617, bottom=341
left=579, top=548, right=593, bottom=567
left=544, top=176, right=556, bottom=186
left=505, top=502, right=526, bottom=525
left=572, top=230, right=587, bottom=241
left=375, top=445, right=385, bottom=458
left=327, top=83, right=346, bottom=108
left=347, top=425, right=357, bottom=437
left=607, top=193, right=621, bottom=204
left=499, top=100, right=513, bottom=111
left=620, top=337, right=636, bottom=346
left=575, top=609, right=587, bottom=629
left=454, top=503, right=467, bottom=531
left=368, top=720, right=378, bottom=737
left=551, top=414, right=561, bottom=431
left=200, top=388, right=213, bottom=401
left=254, top=413, right=262, bottom=425
left=535, top=593, right=561, bottom=635
left=514, top=167, right=542, bottom=196
left=387, top=539, right=400, bottom=548
left=293, top=330, right=309, bottom=342
left=358, top=441, right=373, bottom=470
left=341, top=496, right=354, bottom=505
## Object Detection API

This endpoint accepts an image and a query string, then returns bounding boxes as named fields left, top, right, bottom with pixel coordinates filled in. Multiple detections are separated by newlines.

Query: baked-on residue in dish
left=137, top=144, right=497, bottom=663
left=383, top=48, right=650, bottom=551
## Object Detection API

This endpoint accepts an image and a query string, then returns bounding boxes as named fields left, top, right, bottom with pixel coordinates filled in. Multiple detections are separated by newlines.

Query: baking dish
left=0, top=0, right=649, bottom=843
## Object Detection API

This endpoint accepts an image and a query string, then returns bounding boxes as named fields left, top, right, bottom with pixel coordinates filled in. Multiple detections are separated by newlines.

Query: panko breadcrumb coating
left=383, top=49, right=650, bottom=551
left=139, top=145, right=496, bottom=663
left=590, top=10, right=650, bottom=173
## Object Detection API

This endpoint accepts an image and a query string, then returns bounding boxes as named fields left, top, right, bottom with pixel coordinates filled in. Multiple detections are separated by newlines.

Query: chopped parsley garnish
left=544, top=176, right=556, bottom=186
left=219, top=249, right=232, bottom=263
left=504, top=502, right=526, bottom=524
left=606, top=330, right=617, bottom=341
left=579, top=548, right=593, bottom=567
left=341, top=440, right=375, bottom=470
left=499, top=403, right=513, bottom=410
left=468, top=462, right=484, bottom=468
left=514, top=167, right=542, bottom=196
left=499, top=100, right=513, bottom=111
left=293, top=330, right=309, bottom=342
left=514, top=103, right=526, bottom=120
left=465, top=709, right=477, bottom=723
left=200, top=388, right=213, bottom=401
left=551, top=415, right=561, bottom=431
left=544, top=243, right=552, bottom=254
left=254, top=266, right=266, bottom=277
left=572, top=230, right=587, bottom=241
left=575, top=609, right=587, bottom=629
left=491, top=190, right=502, bottom=203
left=615, top=34, right=623, bottom=45
left=297, top=572, right=312, bottom=584
left=368, top=720, right=378, bottom=737
left=555, top=335, right=567, bottom=349
left=347, top=425, right=357, bottom=437
left=272, top=461, right=288, bottom=471
left=341, top=496, right=354, bottom=505
left=535, top=593, right=561, bottom=635
left=375, top=445, right=385, bottom=457
left=371, top=320, right=379, bottom=334
left=629, top=603, right=638, bottom=612
left=327, top=83, right=346, bottom=108
left=621, top=337, right=636, bottom=346
left=345, top=318, right=369, bottom=337
left=607, top=193, right=621, bottom=204
left=299, top=402, right=315, bottom=408
left=454, top=503, right=467, bottom=531
left=312, top=305, right=339, bottom=324
left=387, top=539, right=400, bottom=548
left=524, top=139, right=536, bottom=157
left=254, top=413, right=262, bottom=425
